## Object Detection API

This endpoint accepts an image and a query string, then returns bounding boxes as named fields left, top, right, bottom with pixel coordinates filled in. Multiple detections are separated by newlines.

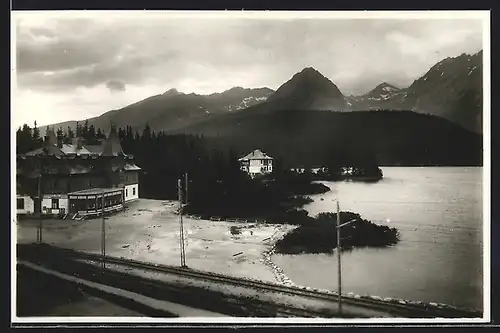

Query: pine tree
left=96, top=127, right=104, bottom=139
left=32, top=121, right=40, bottom=141
left=56, top=127, right=64, bottom=145
left=32, top=121, right=43, bottom=148
left=16, top=124, right=34, bottom=154
left=89, top=124, right=96, bottom=140
left=142, top=124, right=152, bottom=142
left=76, top=122, right=82, bottom=137
left=64, top=126, right=75, bottom=144
left=118, top=127, right=125, bottom=140
left=67, top=126, right=75, bottom=139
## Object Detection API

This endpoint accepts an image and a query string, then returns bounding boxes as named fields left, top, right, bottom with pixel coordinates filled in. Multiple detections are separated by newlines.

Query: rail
left=17, top=244, right=481, bottom=319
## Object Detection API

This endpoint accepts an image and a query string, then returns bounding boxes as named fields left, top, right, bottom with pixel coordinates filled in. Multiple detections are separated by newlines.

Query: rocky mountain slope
left=348, top=51, right=483, bottom=133
left=346, top=82, right=402, bottom=110
left=265, top=67, right=348, bottom=111
left=40, top=87, right=274, bottom=134
left=39, top=50, right=482, bottom=136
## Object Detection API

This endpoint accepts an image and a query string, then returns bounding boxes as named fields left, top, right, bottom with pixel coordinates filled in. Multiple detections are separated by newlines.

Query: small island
left=311, top=144, right=384, bottom=182
left=314, top=165, right=383, bottom=182
left=275, top=211, right=400, bottom=254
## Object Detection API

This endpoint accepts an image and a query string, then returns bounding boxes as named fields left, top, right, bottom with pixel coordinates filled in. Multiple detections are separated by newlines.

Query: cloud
left=12, top=13, right=485, bottom=126
left=106, top=80, right=126, bottom=92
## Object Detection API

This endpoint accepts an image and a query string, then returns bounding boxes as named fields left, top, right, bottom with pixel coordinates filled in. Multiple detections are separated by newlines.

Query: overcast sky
left=12, top=12, right=485, bottom=128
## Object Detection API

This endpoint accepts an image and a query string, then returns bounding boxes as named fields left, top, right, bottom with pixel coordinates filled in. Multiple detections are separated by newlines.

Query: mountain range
left=347, top=51, right=483, bottom=133
left=40, top=86, right=275, bottom=136
left=36, top=50, right=483, bottom=166
left=39, top=50, right=482, bottom=135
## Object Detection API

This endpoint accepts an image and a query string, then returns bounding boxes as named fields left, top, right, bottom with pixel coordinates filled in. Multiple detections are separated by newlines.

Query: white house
left=238, top=149, right=273, bottom=178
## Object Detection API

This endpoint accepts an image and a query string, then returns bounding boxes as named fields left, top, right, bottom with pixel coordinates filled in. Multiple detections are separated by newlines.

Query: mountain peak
left=226, top=86, right=244, bottom=92
left=300, top=66, right=321, bottom=74
left=163, top=88, right=181, bottom=96
left=267, top=67, right=347, bottom=111
left=361, top=81, right=401, bottom=101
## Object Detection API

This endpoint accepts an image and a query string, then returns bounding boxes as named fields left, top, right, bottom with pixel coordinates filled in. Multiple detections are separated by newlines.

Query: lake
left=271, top=167, right=484, bottom=310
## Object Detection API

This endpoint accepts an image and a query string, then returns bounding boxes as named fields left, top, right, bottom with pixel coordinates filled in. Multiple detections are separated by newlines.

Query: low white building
left=16, top=196, right=35, bottom=215
left=238, top=149, right=273, bottom=178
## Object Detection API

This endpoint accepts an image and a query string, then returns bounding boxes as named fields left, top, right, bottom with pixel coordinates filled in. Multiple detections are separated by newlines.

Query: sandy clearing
left=16, top=199, right=294, bottom=283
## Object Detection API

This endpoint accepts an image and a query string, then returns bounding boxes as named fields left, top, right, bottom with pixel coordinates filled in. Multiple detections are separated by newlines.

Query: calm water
left=272, top=167, right=483, bottom=310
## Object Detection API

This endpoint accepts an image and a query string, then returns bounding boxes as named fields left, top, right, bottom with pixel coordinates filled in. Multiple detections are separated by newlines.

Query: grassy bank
left=16, top=264, right=145, bottom=317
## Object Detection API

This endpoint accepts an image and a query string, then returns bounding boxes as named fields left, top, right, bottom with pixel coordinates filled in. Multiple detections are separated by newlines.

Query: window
left=51, top=198, right=59, bottom=209
left=17, top=198, right=24, bottom=210
left=126, top=189, right=128, bottom=197
left=133, top=187, right=136, bottom=196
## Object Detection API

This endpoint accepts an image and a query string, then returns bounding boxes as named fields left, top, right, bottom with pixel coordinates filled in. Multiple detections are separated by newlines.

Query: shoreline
left=17, top=198, right=482, bottom=315
left=257, top=182, right=482, bottom=315
left=262, top=231, right=482, bottom=314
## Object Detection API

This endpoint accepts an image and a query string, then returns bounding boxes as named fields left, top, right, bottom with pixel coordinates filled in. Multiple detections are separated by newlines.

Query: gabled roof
left=60, top=144, right=93, bottom=156
left=238, top=149, right=273, bottom=161
left=124, top=163, right=141, bottom=171
left=21, top=163, right=94, bottom=178
left=24, top=148, right=45, bottom=157
left=85, top=145, right=104, bottom=154
left=21, top=125, right=128, bottom=158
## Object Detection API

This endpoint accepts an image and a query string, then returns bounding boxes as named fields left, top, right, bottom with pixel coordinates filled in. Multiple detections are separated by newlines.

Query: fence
left=175, top=210, right=270, bottom=224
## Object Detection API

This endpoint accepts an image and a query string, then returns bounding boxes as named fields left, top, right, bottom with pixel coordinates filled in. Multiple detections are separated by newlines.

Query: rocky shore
left=259, top=224, right=480, bottom=315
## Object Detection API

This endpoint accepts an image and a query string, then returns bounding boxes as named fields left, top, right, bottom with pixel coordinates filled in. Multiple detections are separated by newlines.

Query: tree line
left=16, top=120, right=108, bottom=154
left=16, top=121, right=332, bottom=219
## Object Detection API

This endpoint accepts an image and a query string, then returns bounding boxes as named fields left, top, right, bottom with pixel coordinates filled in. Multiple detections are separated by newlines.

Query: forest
left=16, top=121, right=381, bottom=203
left=16, top=121, right=328, bottom=217
left=16, top=121, right=401, bottom=251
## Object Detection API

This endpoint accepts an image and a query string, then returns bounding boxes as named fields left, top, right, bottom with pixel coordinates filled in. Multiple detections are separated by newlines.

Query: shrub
left=230, top=226, right=242, bottom=235
left=275, top=211, right=399, bottom=254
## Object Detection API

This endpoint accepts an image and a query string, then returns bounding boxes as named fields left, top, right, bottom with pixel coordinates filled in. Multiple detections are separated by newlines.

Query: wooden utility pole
left=336, top=200, right=342, bottom=315
left=101, top=191, right=106, bottom=268
left=37, top=173, right=42, bottom=244
left=184, top=173, right=188, bottom=204
left=178, top=179, right=186, bottom=267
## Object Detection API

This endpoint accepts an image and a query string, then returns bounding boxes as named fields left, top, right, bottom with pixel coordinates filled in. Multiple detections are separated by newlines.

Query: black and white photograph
left=11, top=10, right=490, bottom=324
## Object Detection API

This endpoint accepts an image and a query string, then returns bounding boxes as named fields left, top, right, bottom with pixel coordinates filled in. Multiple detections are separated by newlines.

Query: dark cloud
left=15, top=16, right=483, bottom=95
left=106, top=80, right=126, bottom=92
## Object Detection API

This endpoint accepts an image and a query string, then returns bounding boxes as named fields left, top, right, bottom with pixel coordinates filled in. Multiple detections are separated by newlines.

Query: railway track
left=18, top=256, right=338, bottom=318
left=17, top=244, right=481, bottom=318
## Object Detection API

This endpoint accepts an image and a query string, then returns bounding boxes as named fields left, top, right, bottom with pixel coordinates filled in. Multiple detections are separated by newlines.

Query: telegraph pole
left=101, top=190, right=106, bottom=269
left=336, top=200, right=342, bottom=315
left=184, top=172, right=189, bottom=204
left=178, top=179, right=186, bottom=267
left=37, top=170, right=43, bottom=243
